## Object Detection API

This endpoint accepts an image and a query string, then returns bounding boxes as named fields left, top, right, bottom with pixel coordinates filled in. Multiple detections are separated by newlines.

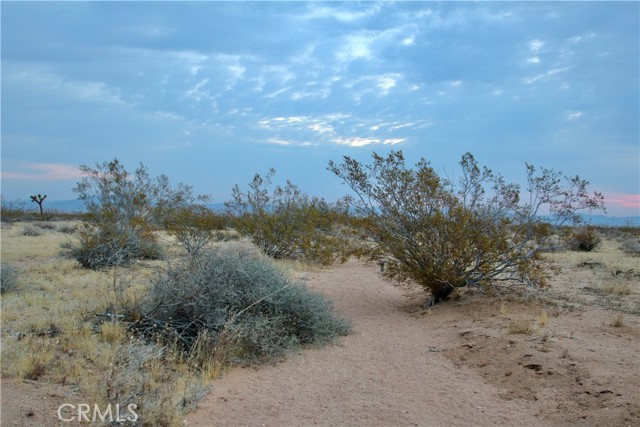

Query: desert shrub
left=22, top=223, right=43, bottom=237
left=57, top=223, right=77, bottom=234
left=66, top=159, right=207, bottom=269
left=164, top=205, right=227, bottom=256
left=1, top=262, right=19, bottom=294
left=226, top=169, right=351, bottom=265
left=566, top=226, right=602, bottom=252
left=329, top=151, right=605, bottom=306
left=64, top=226, right=164, bottom=269
left=0, top=197, right=31, bottom=222
left=134, top=242, right=350, bottom=362
left=621, top=238, right=640, bottom=255
left=35, top=221, right=56, bottom=230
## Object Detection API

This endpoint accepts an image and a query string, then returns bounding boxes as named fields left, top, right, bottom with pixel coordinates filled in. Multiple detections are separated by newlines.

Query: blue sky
left=1, top=1, right=639, bottom=216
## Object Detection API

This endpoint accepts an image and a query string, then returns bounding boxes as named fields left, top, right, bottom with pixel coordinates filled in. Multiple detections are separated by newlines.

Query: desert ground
left=1, top=222, right=639, bottom=426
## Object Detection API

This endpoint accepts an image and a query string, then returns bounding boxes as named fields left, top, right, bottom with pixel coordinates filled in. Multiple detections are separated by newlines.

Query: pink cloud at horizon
left=603, top=193, right=640, bottom=215
left=1, top=163, right=83, bottom=181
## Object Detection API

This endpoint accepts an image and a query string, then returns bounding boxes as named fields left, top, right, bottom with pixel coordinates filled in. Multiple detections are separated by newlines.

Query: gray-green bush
left=22, top=224, right=43, bottom=237
left=621, top=238, right=640, bottom=255
left=67, top=159, right=207, bottom=269
left=1, top=263, right=19, bottom=294
left=136, top=242, right=350, bottom=362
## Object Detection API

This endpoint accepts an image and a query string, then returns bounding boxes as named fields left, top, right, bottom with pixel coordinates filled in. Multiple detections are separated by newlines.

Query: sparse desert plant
left=165, top=205, right=227, bottom=256
left=226, top=169, right=351, bottom=265
left=328, top=150, right=605, bottom=306
left=566, top=226, right=602, bottom=252
left=57, top=223, right=77, bottom=234
left=539, top=309, right=548, bottom=326
left=1, top=262, right=19, bottom=294
left=601, top=279, right=632, bottom=296
left=66, top=159, right=207, bottom=269
left=611, top=313, right=625, bottom=327
left=508, top=318, right=535, bottom=335
left=35, top=221, right=56, bottom=230
left=22, top=223, right=43, bottom=237
left=0, top=197, right=31, bottom=222
left=620, top=238, right=640, bottom=256
left=133, top=242, right=351, bottom=362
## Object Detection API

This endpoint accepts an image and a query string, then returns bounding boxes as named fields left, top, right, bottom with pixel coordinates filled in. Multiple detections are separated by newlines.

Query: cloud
left=2, top=163, right=83, bottom=181
left=336, top=33, right=375, bottom=62
left=309, top=123, right=334, bottom=134
left=606, top=194, right=640, bottom=209
left=377, top=76, right=397, bottom=93
left=528, top=39, right=544, bottom=52
left=524, top=66, right=572, bottom=84
left=301, top=3, right=382, bottom=22
left=333, top=137, right=381, bottom=147
left=569, top=32, right=597, bottom=43
left=184, top=78, right=212, bottom=102
left=526, top=57, right=541, bottom=64
left=345, top=73, right=403, bottom=97
left=6, top=69, right=130, bottom=106
left=566, top=110, right=583, bottom=120
left=264, top=86, right=291, bottom=98
left=266, top=138, right=292, bottom=146
left=401, top=36, right=416, bottom=46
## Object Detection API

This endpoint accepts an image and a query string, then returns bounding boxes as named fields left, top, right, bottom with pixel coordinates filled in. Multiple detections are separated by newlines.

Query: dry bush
left=329, top=150, right=604, bottom=306
left=620, top=238, right=640, bottom=255
left=508, top=318, right=535, bottom=335
left=1, top=225, right=214, bottom=427
left=1, top=262, right=19, bottom=294
left=35, top=221, right=56, bottom=230
left=65, top=159, right=207, bottom=269
left=1, top=198, right=33, bottom=222
left=22, top=223, right=43, bottom=237
left=133, top=242, right=351, bottom=363
left=611, top=313, right=625, bottom=327
left=164, top=205, right=227, bottom=256
left=566, top=226, right=602, bottom=252
left=227, top=169, right=352, bottom=265
left=601, top=279, right=633, bottom=296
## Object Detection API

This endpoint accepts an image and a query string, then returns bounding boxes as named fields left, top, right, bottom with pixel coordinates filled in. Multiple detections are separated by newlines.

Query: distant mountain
left=41, top=199, right=228, bottom=214
left=19, top=199, right=640, bottom=227
left=46, top=198, right=88, bottom=213
left=580, top=214, right=640, bottom=227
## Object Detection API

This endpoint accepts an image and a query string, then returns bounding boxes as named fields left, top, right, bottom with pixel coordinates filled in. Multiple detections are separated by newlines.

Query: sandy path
left=186, top=260, right=548, bottom=427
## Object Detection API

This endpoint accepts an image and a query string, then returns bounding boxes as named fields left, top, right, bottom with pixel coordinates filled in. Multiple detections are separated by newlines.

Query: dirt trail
left=186, top=260, right=548, bottom=427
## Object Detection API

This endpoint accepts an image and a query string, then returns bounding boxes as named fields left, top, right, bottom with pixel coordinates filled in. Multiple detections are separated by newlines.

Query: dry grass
left=611, top=313, right=625, bottom=327
left=507, top=317, right=536, bottom=335
left=0, top=222, right=212, bottom=426
left=550, top=238, right=639, bottom=274
left=539, top=309, right=548, bottom=327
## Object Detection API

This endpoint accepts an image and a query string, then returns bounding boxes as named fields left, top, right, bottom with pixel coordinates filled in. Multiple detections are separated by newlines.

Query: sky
left=1, top=1, right=639, bottom=217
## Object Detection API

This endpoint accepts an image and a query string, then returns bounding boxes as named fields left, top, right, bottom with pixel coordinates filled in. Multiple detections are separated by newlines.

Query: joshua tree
left=30, top=194, right=47, bottom=218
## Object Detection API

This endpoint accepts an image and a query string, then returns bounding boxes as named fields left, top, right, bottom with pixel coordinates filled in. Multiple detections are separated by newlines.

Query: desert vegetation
left=328, top=150, right=605, bottom=306
left=226, top=168, right=353, bottom=265
left=2, top=153, right=638, bottom=426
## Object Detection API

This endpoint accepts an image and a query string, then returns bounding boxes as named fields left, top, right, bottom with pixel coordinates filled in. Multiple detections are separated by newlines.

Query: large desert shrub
left=329, top=151, right=605, bottom=306
left=133, top=242, right=350, bottom=362
left=66, top=159, right=207, bottom=269
left=226, top=169, right=350, bottom=265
